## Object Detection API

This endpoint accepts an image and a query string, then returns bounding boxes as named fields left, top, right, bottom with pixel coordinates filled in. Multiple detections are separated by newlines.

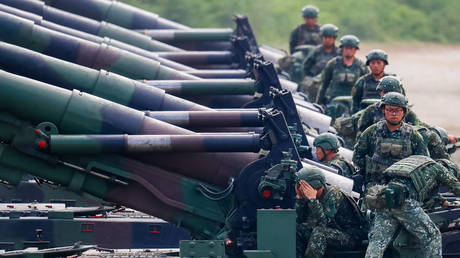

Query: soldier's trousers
left=365, top=199, right=442, bottom=258
left=297, top=224, right=356, bottom=258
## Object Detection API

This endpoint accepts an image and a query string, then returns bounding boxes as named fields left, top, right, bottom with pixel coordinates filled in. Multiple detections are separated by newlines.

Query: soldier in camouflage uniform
left=316, top=35, right=369, bottom=106
left=278, top=45, right=312, bottom=84
left=353, top=92, right=429, bottom=189
left=295, top=166, right=366, bottom=258
left=313, top=133, right=355, bottom=178
left=357, top=76, right=418, bottom=136
left=289, top=5, right=321, bottom=54
left=303, top=24, right=340, bottom=77
left=414, top=125, right=451, bottom=160
left=298, top=24, right=341, bottom=100
left=351, top=49, right=395, bottom=114
left=364, top=155, right=460, bottom=258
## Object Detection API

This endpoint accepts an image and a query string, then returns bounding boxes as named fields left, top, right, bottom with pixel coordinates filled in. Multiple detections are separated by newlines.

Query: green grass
left=119, top=0, right=460, bottom=49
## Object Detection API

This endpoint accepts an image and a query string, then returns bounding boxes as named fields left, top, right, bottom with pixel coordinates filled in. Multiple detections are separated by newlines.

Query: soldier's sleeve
left=357, top=106, right=373, bottom=135
left=289, top=27, right=298, bottom=54
left=427, top=132, right=450, bottom=160
left=303, top=49, right=316, bottom=76
left=405, top=109, right=420, bottom=125
left=362, top=63, right=370, bottom=76
left=307, top=190, right=344, bottom=225
left=353, top=127, right=372, bottom=174
left=351, top=77, right=364, bottom=114
left=296, top=198, right=309, bottom=224
left=316, top=59, right=334, bottom=104
left=411, top=130, right=429, bottom=156
left=437, top=166, right=460, bottom=196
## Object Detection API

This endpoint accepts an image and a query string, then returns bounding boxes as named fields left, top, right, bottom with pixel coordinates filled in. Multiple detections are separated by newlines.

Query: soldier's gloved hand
left=299, top=180, right=318, bottom=200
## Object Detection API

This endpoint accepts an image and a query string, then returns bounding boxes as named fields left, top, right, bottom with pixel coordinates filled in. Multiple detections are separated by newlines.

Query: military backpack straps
left=383, top=155, right=438, bottom=202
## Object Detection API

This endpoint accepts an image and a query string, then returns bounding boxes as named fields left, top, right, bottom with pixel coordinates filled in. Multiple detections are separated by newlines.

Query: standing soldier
left=353, top=92, right=428, bottom=189
left=295, top=166, right=366, bottom=258
left=289, top=5, right=321, bottom=54
left=313, top=133, right=355, bottom=178
left=357, top=76, right=419, bottom=136
left=299, top=24, right=340, bottom=100
left=303, top=24, right=340, bottom=77
left=364, top=155, right=460, bottom=258
left=316, top=35, right=368, bottom=106
left=352, top=49, right=393, bottom=113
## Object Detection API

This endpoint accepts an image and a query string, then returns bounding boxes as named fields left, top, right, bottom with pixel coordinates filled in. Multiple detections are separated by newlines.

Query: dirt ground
left=358, top=42, right=460, bottom=163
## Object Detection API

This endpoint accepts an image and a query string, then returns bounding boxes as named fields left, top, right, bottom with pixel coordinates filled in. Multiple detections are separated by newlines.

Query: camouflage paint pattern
left=0, top=11, right=198, bottom=80
left=44, top=0, right=190, bottom=30
left=0, top=42, right=208, bottom=112
left=0, top=3, right=194, bottom=71
left=142, top=79, right=255, bottom=96
left=0, top=0, right=182, bottom=52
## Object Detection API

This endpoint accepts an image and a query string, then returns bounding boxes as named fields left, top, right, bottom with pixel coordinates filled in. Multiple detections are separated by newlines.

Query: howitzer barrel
left=0, top=70, right=259, bottom=186
left=144, top=110, right=262, bottom=128
left=185, top=69, right=247, bottom=79
left=0, top=42, right=208, bottom=112
left=0, top=3, right=194, bottom=72
left=0, top=11, right=198, bottom=80
left=142, top=79, right=255, bottom=96
left=157, top=51, right=235, bottom=66
left=0, top=0, right=183, bottom=52
left=48, top=134, right=261, bottom=154
left=137, top=28, right=233, bottom=42
left=44, top=0, right=190, bottom=30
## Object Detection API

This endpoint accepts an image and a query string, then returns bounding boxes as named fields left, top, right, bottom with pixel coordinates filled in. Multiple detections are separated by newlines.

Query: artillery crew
left=316, top=35, right=368, bottom=106
left=289, top=5, right=322, bottom=54
left=313, top=133, right=355, bottom=178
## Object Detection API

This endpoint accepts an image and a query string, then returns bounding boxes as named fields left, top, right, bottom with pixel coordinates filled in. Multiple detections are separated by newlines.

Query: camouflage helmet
left=302, top=5, right=319, bottom=18
left=380, top=92, right=408, bottom=109
left=432, top=126, right=449, bottom=145
left=339, top=35, right=360, bottom=49
left=313, top=133, right=340, bottom=152
left=296, top=166, right=326, bottom=190
left=437, top=159, right=460, bottom=179
left=376, top=76, right=403, bottom=94
left=366, top=49, right=389, bottom=65
left=320, top=24, right=339, bottom=37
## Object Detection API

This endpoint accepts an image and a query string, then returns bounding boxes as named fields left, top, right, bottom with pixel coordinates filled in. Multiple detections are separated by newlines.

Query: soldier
left=295, top=166, right=366, bottom=258
left=414, top=125, right=451, bottom=160
left=303, top=24, right=340, bottom=77
left=351, top=49, right=394, bottom=114
left=357, top=76, right=418, bottom=136
left=289, top=5, right=321, bottom=54
left=298, top=24, right=341, bottom=100
left=353, top=92, right=429, bottom=189
left=316, top=35, right=369, bottom=106
left=364, top=155, right=460, bottom=258
left=313, top=133, right=355, bottom=178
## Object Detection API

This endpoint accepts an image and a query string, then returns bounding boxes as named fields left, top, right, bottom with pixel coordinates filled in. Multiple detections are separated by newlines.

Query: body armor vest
left=365, top=121, right=414, bottom=183
left=361, top=74, right=382, bottom=100
left=327, top=57, right=363, bottom=98
left=383, top=155, right=439, bottom=202
left=309, top=46, right=339, bottom=76
left=297, top=24, right=321, bottom=46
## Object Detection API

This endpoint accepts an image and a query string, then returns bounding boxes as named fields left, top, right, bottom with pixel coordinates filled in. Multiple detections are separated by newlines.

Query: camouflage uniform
left=414, top=125, right=450, bottom=160
left=351, top=72, right=394, bottom=114
left=303, top=45, right=341, bottom=77
left=316, top=56, right=369, bottom=105
left=334, top=109, right=364, bottom=149
left=357, top=102, right=420, bottom=136
left=289, top=24, right=321, bottom=54
left=325, top=155, right=355, bottom=179
left=353, top=120, right=429, bottom=188
left=296, top=186, right=365, bottom=258
left=365, top=155, right=460, bottom=258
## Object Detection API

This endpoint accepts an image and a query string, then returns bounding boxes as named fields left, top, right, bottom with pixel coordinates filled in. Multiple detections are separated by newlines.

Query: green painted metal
left=144, top=79, right=256, bottom=96
left=257, top=209, right=296, bottom=258
left=179, top=240, right=225, bottom=258
left=243, top=250, right=276, bottom=258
